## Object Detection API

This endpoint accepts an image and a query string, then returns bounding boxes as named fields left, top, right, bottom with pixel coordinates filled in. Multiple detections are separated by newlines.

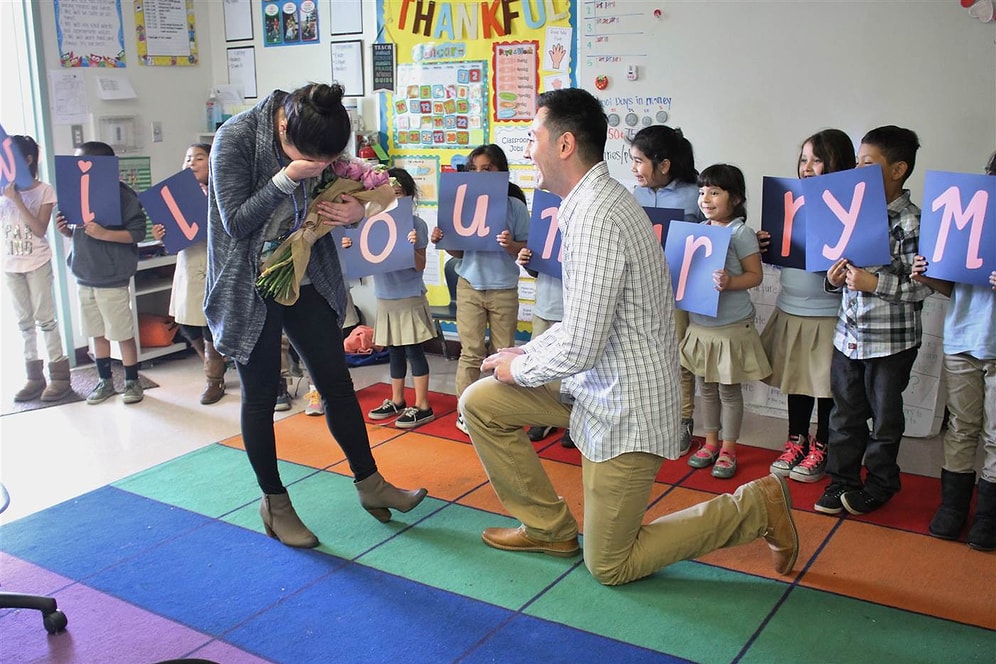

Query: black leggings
left=787, top=394, right=833, bottom=444
left=388, top=343, right=429, bottom=380
left=236, top=285, right=377, bottom=494
left=179, top=324, right=212, bottom=343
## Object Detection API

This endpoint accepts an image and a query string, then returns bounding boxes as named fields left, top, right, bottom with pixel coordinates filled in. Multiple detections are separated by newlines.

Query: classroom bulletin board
left=376, top=0, right=575, bottom=336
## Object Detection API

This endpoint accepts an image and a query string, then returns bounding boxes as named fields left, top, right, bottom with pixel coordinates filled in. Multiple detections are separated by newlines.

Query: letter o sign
left=359, top=213, right=398, bottom=263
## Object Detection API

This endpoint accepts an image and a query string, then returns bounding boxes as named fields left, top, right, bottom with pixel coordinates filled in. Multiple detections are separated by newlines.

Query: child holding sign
left=430, top=144, right=530, bottom=434
left=151, top=143, right=226, bottom=405
left=55, top=142, right=148, bottom=405
left=759, top=129, right=855, bottom=482
left=817, top=126, right=933, bottom=516
left=910, top=152, right=996, bottom=550
left=2, top=134, right=71, bottom=402
left=359, top=168, right=437, bottom=429
left=680, top=164, right=770, bottom=479
left=630, top=125, right=704, bottom=455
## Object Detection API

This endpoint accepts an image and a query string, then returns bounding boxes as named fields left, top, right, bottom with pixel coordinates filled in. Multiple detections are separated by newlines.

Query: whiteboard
left=576, top=0, right=994, bottom=436
left=578, top=0, right=995, bottom=207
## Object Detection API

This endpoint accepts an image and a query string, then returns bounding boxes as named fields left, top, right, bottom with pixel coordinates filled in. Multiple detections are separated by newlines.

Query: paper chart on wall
left=393, top=63, right=488, bottom=152
left=47, top=70, right=89, bottom=125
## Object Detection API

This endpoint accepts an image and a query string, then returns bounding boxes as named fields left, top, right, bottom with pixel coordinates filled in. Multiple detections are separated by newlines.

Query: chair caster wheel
left=43, top=609, right=68, bottom=634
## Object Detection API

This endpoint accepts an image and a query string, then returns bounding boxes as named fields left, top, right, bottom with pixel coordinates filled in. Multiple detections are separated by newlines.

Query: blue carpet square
left=0, top=486, right=213, bottom=580
left=465, top=613, right=691, bottom=663
left=225, top=561, right=514, bottom=663
left=86, top=518, right=346, bottom=635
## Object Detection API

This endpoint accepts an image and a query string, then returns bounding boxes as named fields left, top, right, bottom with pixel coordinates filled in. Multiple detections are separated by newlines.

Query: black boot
left=928, top=469, right=975, bottom=540
left=968, top=478, right=996, bottom=551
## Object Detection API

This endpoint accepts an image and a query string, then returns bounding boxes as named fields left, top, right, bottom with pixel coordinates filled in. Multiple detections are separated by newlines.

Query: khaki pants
left=455, top=277, right=519, bottom=397
left=943, top=353, right=996, bottom=483
left=461, top=377, right=769, bottom=585
left=4, top=262, right=66, bottom=362
left=675, top=308, right=695, bottom=420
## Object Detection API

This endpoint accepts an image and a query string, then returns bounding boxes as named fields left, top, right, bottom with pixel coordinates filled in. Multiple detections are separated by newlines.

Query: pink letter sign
left=138, top=168, right=208, bottom=254
left=802, top=168, right=891, bottom=270
left=337, top=197, right=416, bottom=280
left=663, top=221, right=732, bottom=317
left=54, top=155, right=121, bottom=228
left=524, top=189, right=563, bottom=279
left=760, top=177, right=807, bottom=269
left=435, top=171, right=509, bottom=251
left=0, top=124, right=35, bottom=191
left=918, top=170, right=995, bottom=287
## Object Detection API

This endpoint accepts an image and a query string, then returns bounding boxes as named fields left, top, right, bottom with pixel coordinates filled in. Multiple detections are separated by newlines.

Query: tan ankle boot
left=15, top=360, right=46, bottom=402
left=201, top=339, right=226, bottom=405
left=354, top=472, right=428, bottom=523
left=40, top=358, right=72, bottom=402
left=260, top=492, right=319, bottom=548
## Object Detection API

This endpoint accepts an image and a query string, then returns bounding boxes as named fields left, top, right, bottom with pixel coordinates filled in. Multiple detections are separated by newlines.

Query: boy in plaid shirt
left=816, top=126, right=934, bottom=516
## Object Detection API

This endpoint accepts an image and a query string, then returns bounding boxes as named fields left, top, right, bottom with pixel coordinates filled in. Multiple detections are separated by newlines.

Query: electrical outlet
left=151, top=121, right=163, bottom=143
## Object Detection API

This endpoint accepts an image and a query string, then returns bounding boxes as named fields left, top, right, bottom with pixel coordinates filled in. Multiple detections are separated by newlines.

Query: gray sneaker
left=86, top=378, right=117, bottom=405
left=122, top=379, right=144, bottom=404
left=679, top=417, right=694, bottom=456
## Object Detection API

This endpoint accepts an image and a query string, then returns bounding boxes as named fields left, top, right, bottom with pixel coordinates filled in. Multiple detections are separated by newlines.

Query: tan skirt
left=374, top=295, right=436, bottom=347
left=759, top=307, right=835, bottom=397
left=680, top=319, right=772, bottom=384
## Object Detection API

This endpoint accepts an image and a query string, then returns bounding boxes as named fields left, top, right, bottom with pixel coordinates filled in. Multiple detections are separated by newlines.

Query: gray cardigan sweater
left=203, top=92, right=348, bottom=363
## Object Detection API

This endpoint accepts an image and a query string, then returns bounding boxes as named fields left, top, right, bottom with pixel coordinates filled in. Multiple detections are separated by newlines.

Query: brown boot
left=354, top=471, right=428, bottom=523
left=755, top=473, right=799, bottom=575
left=40, top=358, right=73, bottom=402
left=188, top=336, right=206, bottom=361
left=200, top=339, right=226, bottom=405
left=14, top=360, right=46, bottom=402
left=259, top=492, right=319, bottom=548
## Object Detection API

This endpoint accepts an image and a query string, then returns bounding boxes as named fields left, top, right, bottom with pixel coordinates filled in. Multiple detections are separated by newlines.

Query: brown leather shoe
left=755, top=473, right=799, bottom=575
left=481, top=526, right=580, bottom=558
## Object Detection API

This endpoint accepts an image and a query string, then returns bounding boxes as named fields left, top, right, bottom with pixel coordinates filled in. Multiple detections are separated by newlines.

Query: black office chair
left=0, top=483, right=68, bottom=634
left=428, top=257, right=461, bottom=360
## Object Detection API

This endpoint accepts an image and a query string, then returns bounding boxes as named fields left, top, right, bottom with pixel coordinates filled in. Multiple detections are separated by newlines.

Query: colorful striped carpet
left=2, top=383, right=993, bottom=663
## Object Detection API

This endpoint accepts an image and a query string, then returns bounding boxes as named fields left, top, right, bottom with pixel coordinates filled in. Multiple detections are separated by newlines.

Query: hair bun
left=308, top=83, right=345, bottom=114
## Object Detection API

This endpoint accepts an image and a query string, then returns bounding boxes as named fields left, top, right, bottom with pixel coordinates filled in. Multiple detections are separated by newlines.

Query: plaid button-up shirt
left=829, top=190, right=933, bottom=360
left=511, top=163, right=682, bottom=462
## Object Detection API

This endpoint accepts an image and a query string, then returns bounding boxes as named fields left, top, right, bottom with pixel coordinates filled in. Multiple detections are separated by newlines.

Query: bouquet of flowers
left=256, top=157, right=397, bottom=305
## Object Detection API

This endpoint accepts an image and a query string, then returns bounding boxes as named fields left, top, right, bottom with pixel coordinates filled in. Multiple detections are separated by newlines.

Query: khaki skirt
left=759, top=307, right=835, bottom=397
left=374, top=295, right=436, bottom=347
left=680, top=319, right=771, bottom=385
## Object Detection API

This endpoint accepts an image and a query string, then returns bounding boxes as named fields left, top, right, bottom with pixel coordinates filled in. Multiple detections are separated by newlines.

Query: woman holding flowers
left=204, top=82, right=427, bottom=549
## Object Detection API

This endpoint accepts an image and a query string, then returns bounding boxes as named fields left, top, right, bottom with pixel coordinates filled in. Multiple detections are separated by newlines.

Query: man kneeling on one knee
left=459, top=88, right=798, bottom=586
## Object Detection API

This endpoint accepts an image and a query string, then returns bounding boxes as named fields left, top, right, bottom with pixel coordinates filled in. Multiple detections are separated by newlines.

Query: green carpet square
left=358, top=503, right=585, bottom=609
left=742, top=586, right=996, bottom=664
left=221, top=469, right=438, bottom=559
left=112, top=444, right=315, bottom=517
left=527, top=561, right=789, bottom=664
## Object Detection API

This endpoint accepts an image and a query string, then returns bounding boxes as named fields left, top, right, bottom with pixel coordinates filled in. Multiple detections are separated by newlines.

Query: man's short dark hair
left=536, top=88, right=607, bottom=165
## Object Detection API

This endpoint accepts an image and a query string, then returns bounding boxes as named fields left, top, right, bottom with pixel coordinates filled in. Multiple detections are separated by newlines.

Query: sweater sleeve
left=120, top=184, right=148, bottom=243
left=211, top=120, right=288, bottom=240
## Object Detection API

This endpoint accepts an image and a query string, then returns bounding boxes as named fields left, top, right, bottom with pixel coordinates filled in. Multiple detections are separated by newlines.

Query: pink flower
left=331, top=157, right=388, bottom=191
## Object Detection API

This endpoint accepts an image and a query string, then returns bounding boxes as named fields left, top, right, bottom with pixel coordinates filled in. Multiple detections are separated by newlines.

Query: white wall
left=25, top=1, right=996, bottom=349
